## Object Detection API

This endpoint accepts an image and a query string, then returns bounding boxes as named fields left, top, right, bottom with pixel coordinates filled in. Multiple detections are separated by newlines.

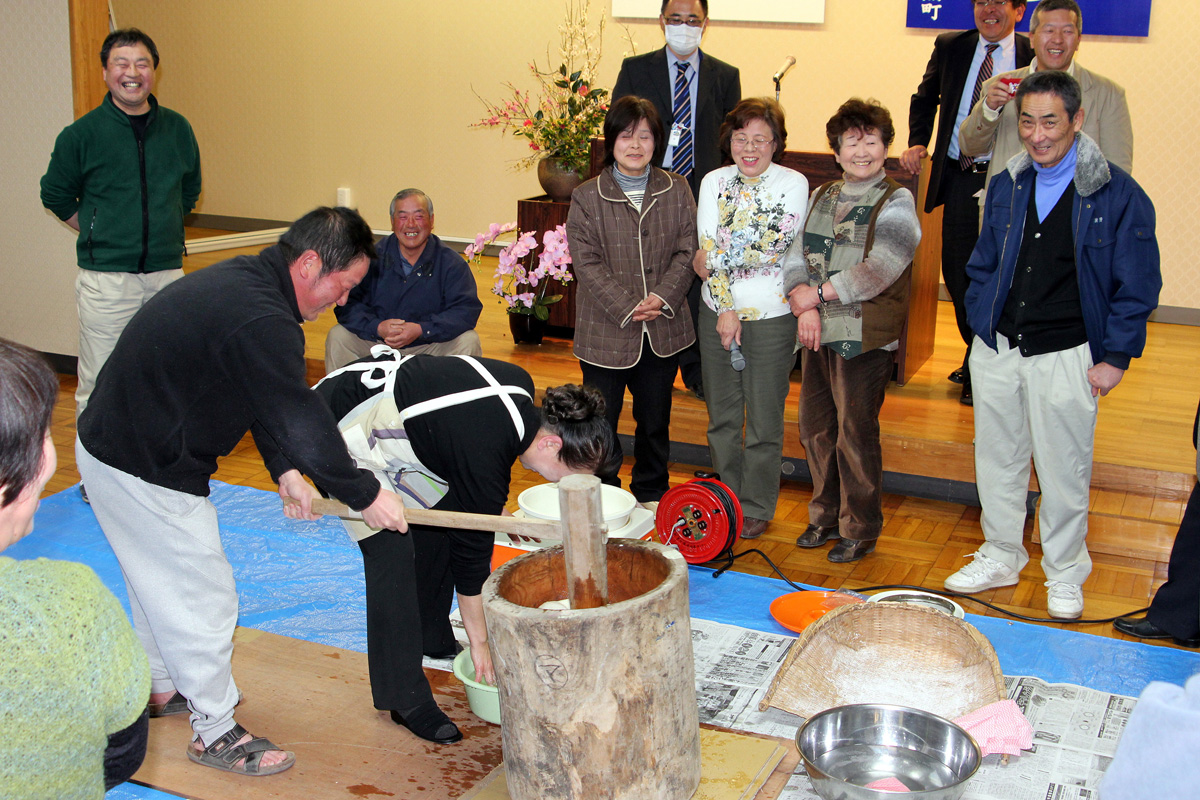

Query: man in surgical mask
left=612, top=0, right=741, bottom=400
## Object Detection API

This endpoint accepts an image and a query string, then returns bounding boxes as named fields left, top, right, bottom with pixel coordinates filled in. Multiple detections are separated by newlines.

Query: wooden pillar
left=68, top=0, right=110, bottom=118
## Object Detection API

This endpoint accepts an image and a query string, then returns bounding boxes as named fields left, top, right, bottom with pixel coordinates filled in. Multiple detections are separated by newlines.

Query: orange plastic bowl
left=769, top=591, right=865, bottom=633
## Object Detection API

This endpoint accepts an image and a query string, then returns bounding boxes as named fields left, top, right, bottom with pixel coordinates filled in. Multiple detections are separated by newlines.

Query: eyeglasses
left=663, top=15, right=705, bottom=27
left=973, top=1, right=1011, bottom=7
left=731, top=136, right=774, bottom=149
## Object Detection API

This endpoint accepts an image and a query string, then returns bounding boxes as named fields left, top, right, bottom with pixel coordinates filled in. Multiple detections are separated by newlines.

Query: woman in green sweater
left=0, top=338, right=150, bottom=799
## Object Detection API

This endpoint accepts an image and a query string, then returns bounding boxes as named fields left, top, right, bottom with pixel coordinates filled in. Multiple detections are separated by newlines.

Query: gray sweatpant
left=77, top=440, right=241, bottom=744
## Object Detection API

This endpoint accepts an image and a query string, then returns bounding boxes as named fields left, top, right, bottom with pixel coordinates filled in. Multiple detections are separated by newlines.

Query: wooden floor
left=41, top=232, right=1200, bottom=652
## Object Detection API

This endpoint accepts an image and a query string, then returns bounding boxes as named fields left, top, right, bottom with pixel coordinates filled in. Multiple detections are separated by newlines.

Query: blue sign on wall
left=906, top=1, right=1151, bottom=38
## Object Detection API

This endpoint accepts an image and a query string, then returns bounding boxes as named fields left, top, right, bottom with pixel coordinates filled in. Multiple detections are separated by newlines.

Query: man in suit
left=901, top=0, right=1032, bottom=406
left=612, top=0, right=740, bottom=399
left=959, top=0, right=1132, bottom=208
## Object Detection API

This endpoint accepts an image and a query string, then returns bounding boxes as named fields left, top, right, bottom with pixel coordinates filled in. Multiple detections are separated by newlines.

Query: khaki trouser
left=75, top=268, right=182, bottom=418
left=324, top=323, right=481, bottom=373
left=970, top=334, right=1097, bottom=584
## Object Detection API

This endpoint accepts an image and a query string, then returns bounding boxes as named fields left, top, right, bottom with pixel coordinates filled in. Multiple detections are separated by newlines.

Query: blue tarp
left=11, top=482, right=1200, bottom=798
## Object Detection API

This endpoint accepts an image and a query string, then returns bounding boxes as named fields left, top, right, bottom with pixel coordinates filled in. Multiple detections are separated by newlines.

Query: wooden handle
left=283, top=497, right=562, bottom=540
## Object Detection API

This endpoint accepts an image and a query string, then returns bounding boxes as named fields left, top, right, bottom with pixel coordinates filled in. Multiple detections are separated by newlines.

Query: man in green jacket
left=41, top=28, right=201, bottom=422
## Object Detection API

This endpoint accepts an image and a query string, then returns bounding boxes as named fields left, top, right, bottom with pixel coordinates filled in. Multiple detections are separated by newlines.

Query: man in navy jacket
left=945, top=72, right=1160, bottom=620
left=325, top=189, right=482, bottom=372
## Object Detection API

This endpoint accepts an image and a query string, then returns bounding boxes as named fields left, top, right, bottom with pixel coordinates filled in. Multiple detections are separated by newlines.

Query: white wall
left=0, top=1, right=81, bottom=355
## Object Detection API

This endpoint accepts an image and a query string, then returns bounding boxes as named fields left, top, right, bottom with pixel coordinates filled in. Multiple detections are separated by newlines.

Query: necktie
left=959, top=43, right=999, bottom=170
left=671, top=62, right=694, bottom=181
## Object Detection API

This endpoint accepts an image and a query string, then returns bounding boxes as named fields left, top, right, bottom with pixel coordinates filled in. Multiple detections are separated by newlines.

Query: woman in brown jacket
left=566, top=96, right=698, bottom=502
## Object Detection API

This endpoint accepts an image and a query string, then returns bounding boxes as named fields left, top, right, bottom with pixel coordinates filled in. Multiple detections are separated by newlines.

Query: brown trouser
left=799, top=347, right=893, bottom=542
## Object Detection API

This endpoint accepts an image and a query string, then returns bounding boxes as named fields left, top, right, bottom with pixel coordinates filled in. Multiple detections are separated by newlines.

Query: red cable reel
left=654, top=478, right=743, bottom=563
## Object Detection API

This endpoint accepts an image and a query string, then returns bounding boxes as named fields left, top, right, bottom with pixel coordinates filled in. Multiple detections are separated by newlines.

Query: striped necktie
left=959, top=43, right=999, bottom=170
left=671, top=61, right=694, bottom=180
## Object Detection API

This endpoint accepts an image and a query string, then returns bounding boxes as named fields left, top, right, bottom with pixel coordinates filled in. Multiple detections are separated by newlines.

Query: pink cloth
left=865, top=776, right=910, bottom=791
left=954, top=699, right=1034, bottom=756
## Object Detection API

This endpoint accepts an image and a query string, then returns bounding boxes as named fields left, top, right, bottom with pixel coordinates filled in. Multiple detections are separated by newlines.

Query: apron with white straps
left=316, top=346, right=532, bottom=541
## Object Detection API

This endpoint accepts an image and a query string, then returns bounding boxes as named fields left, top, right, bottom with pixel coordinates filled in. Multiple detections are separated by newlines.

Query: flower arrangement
left=465, top=222, right=574, bottom=320
left=471, top=0, right=609, bottom=178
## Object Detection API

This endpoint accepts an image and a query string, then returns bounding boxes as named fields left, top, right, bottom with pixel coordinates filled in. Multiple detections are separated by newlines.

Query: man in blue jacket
left=324, top=189, right=482, bottom=372
left=944, top=71, right=1160, bottom=620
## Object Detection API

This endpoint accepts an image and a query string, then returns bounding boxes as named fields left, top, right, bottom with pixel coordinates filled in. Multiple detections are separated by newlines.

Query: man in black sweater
left=77, top=207, right=408, bottom=777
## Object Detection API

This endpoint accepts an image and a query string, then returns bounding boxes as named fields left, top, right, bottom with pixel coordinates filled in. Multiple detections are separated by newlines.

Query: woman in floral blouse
left=694, top=98, right=808, bottom=539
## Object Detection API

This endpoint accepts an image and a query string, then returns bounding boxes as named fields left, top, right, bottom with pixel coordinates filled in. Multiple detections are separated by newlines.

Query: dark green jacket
left=41, top=94, right=201, bottom=273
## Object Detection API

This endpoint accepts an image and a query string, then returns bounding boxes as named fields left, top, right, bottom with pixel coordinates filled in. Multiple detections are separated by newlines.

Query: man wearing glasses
left=901, top=0, right=1033, bottom=406
left=613, top=0, right=741, bottom=399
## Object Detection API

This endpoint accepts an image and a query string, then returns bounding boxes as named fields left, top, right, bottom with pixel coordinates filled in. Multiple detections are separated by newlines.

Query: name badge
left=669, top=123, right=684, bottom=148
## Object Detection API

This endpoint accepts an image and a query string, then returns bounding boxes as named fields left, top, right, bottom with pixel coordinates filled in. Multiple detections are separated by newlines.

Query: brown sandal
left=187, top=723, right=295, bottom=776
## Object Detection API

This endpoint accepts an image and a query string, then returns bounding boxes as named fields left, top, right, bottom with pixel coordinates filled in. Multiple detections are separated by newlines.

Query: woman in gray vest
left=784, top=99, right=921, bottom=563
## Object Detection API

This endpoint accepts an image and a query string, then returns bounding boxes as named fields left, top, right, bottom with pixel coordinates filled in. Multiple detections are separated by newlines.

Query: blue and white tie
left=672, top=62, right=694, bottom=180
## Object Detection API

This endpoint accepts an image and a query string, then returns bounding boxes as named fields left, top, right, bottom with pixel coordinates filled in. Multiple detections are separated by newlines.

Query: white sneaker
left=1045, top=581, right=1084, bottom=620
left=943, top=552, right=1020, bottom=593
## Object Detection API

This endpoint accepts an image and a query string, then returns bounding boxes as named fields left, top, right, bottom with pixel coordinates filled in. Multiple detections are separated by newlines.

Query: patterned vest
left=800, top=176, right=912, bottom=359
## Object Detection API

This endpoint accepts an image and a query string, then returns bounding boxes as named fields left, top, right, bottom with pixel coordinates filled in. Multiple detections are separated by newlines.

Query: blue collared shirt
left=949, top=31, right=1018, bottom=161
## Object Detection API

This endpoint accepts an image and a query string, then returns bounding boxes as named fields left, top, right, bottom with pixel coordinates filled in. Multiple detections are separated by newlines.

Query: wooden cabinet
left=516, top=195, right=577, bottom=332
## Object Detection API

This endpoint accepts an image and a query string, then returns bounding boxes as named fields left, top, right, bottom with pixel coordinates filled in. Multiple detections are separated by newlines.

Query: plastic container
left=452, top=647, right=501, bottom=725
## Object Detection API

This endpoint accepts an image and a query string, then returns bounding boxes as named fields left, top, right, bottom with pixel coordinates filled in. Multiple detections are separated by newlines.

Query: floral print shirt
left=697, top=163, right=809, bottom=320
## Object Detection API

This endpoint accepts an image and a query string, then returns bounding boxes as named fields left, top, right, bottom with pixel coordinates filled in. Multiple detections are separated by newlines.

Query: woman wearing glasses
left=694, top=98, right=808, bottom=540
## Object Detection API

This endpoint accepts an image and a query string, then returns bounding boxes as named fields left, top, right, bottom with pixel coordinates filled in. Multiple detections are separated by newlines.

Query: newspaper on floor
left=444, top=611, right=1133, bottom=800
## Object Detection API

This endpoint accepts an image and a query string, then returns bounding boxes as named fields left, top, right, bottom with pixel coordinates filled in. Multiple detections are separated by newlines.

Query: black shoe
left=795, top=524, right=839, bottom=548
left=948, top=368, right=965, bottom=385
left=391, top=705, right=463, bottom=744
left=424, top=641, right=464, bottom=660
left=694, top=470, right=720, bottom=480
left=959, top=381, right=973, bottom=407
left=688, top=381, right=705, bottom=401
left=1113, top=616, right=1200, bottom=647
left=827, top=538, right=876, bottom=563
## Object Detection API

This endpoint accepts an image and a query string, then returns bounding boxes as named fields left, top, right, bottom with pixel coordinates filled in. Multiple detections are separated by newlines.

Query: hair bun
left=543, top=384, right=606, bottom=421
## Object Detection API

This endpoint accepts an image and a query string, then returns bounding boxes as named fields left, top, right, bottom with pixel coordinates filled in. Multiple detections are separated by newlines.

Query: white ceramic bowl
left=517, top=483, right=637, bottom=530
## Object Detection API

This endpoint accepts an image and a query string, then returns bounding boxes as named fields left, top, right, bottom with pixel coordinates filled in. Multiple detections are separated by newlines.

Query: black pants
left=357, top=530, right=437, bottom=711
left=940, top=165, right=987, bottom=372
left=1147, top=483, right=1200, bottom=639
left=581, top=345, right=679, bottom=503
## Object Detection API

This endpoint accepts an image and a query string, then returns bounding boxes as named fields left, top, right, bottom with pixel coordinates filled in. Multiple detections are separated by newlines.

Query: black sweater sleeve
left=226, top=316, right=380, bottom=510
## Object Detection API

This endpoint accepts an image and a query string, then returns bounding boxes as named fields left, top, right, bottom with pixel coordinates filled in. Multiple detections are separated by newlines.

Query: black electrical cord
left=701, top=547, right=1151, bottom=625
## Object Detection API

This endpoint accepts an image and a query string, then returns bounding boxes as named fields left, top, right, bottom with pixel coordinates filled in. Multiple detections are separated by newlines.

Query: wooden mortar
left=481, top=474, right=701, bottom=800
